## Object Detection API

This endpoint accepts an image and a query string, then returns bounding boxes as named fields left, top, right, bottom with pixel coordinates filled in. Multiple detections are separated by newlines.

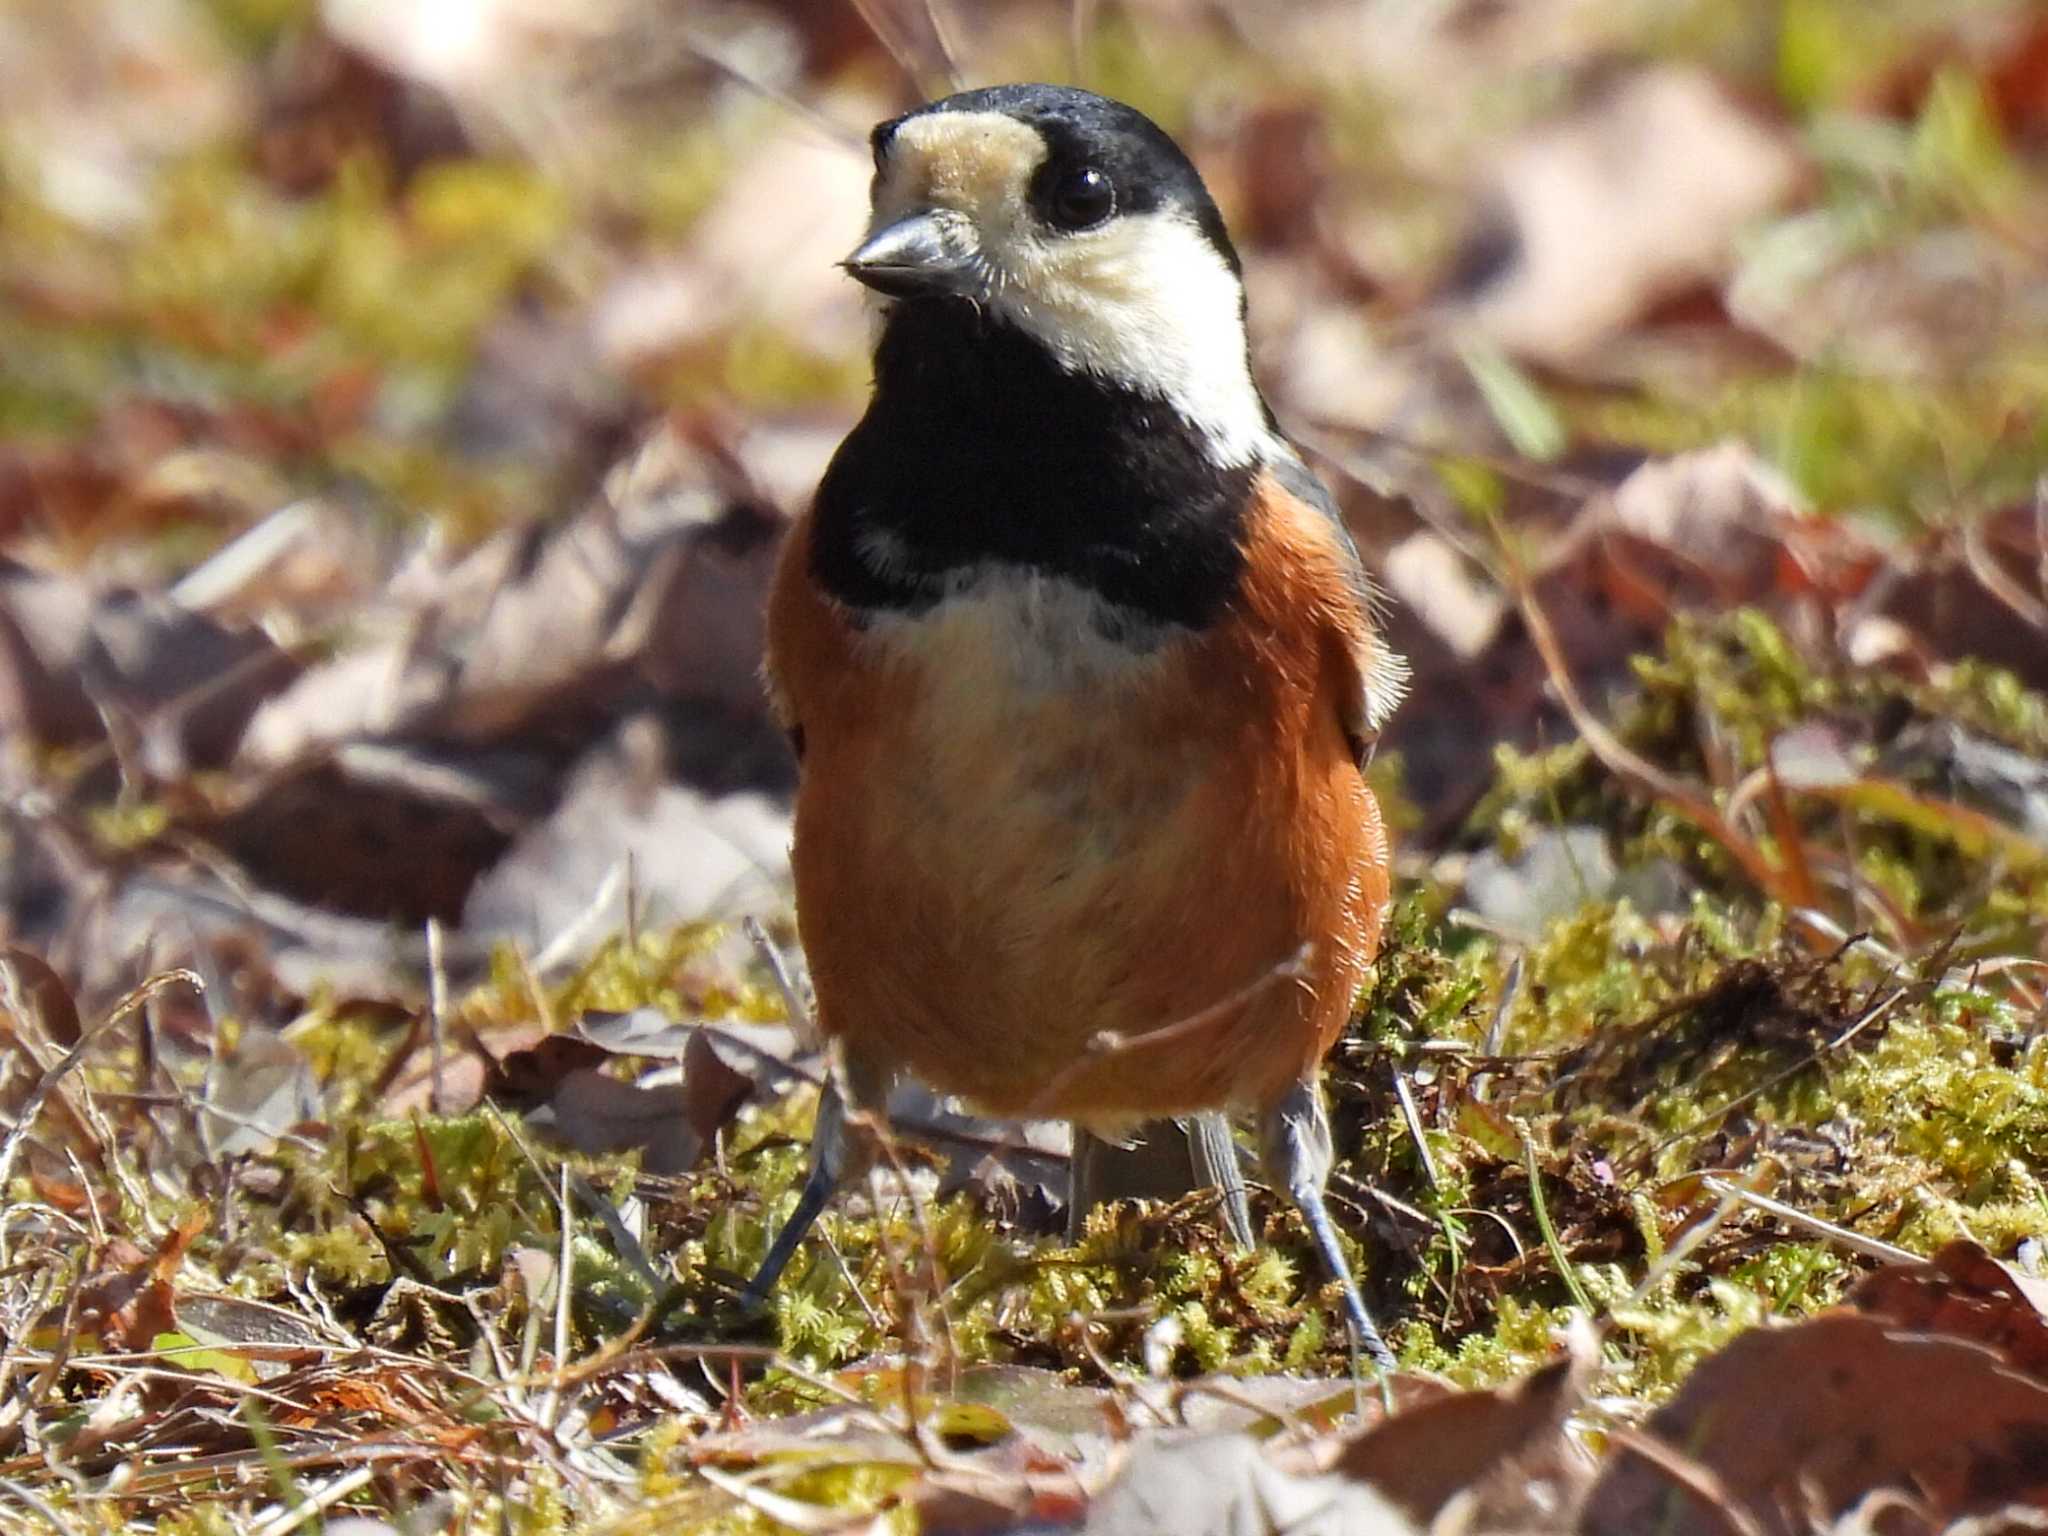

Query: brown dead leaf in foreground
left=1581, top=1312, right=2048, bottom=1535
left=1326, top=1339, right=1593, bottom=1526
left=1851, top=1240, right=2048, bottom=1385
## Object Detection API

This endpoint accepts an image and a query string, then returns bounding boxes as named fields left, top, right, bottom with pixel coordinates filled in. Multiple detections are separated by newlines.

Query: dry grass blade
left=918, top=0, right=967, bottom=92
left=673, top=30, right=868, bottom=152
left=694, top=1463, right=876, bottom=1533
left=1014, top=945, right=1312, bottom=1125
left=744, top=916, right=812, bottom=1031
left=846, top=0, right=935, bottom=97
left=0, top=969, right=201, bottom=1270
left=1069, top=0, right=1097, bottom=83
left=1623, top=1174, right=1755, bottom=1309
left=1963, top=512, right=2048, bottom=631
left=248, top=1464, right=379, bottom=1536
left=956, top=944, right=1311, bottom=1199
left=1389, top=1068, right=1439, bottom=1192
left=0, top=1476, right=70, bottom=1532
left=1698, top=1177, right=1921, bottom=1266
left=1504, top=543, right=1809, bottom=911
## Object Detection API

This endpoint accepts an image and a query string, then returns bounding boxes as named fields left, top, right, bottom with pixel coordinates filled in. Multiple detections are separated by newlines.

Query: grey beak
left=843, top=211, right=976, bottom=299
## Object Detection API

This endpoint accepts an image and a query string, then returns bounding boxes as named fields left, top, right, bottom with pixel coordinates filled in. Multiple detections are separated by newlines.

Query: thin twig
left=1962, top=506, right=2048, bottom=631
left=744, top=917, right=812, bottom=1032
left=1390, top=1066, right=1439, bottom=1193
left=1623, top=1171, right=1756, bottom=1310
left=1017, top=945, right=1312, bottom=1125
left=695, top=1462, right=866, bottom=1532
left=547, top=1165, right=575, bottom=1431
left=1069, top=0, right=1097, bottom=83
left=675, top=31, right=867, bottom=152
left=0, top=1478, right=70, bottom=1532
left=845, top=0, right=931, bottom=96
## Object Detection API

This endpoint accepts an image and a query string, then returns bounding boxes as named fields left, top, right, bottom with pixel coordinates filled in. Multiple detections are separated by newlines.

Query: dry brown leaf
left=39, top=1210, right=208, bottom=1356
left=0, top=566, right=303, bottom=769
left=0, top=947, right=82, bottom=1048
left=1850, top=1241, right=2048, bottom=1385
left=488, top=1027, right=750, bottom=1175
left=1881, top=502, right=2048, bottom=689
left=1381, top=532, right=1506, bottom=660
left=1324, top=1343, right=1591, bottom=1525
left=1580, top=1314, right=2048, bottom=1536
left=82, top=589, right=304, bottom=774
left=0, top=561, right=102, bottom=746
left=201, top=1025, right=318, bottom=1158
left=590, top=105, right=875, bottom=371
left=202, top=751, right=529, bottom=925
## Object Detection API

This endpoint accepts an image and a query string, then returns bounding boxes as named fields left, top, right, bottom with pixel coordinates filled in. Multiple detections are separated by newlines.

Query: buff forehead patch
left=875, top=112, right=1047, bottom=218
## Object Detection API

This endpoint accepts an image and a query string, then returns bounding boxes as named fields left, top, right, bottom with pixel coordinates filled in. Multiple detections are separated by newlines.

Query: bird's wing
left=1266, top=452, right=1407, bottom=764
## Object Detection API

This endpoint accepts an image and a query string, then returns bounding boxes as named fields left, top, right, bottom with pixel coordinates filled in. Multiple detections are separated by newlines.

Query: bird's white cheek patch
left=1015, top=215, right=1276, bottom=467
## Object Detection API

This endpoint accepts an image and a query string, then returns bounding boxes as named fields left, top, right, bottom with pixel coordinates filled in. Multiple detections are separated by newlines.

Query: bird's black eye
left=1046, top=165, right=1114, bottom=230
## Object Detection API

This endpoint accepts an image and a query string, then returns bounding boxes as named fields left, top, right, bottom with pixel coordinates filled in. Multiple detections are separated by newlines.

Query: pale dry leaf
left=461, top=718, right=790, bottom=957
left=82, top=589, right=305, bottom=774
left=591, top=101, right=876, bottom=370
left=1729, top=220, right=2032, bottom=377
left=202, top=1026, right=319, bottom=1157
left=1455, top=65, right=1805, bottom=366
left=1607, top=443, right=1804, bottom=595
left=516, top=1066, right=704, bottom=1175
left=1382, top=533, right=1506, bottom=660
left=1, top=568, right=302, bottom=770
left=170, top=498, right=389, bottom=622
left=1462, top=826, right=1619, bottom=936
left=235, top=643, right=433, bottom=767
left=1081, top=1432, right=1418, bottom=1536
left=0, top=948, right=83, bottom=1050
left=0, top=0, right=246, bottom=231
left=0, top=562, right=102, bottom=747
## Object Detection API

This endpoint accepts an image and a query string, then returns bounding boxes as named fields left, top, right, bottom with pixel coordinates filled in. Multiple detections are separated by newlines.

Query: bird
left=745, top=82, right=1408, bottom=1373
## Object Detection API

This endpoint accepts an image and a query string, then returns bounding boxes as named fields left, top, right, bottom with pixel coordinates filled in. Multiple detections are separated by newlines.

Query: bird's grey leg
left=743, top=1045, right=890, bottom=1304
left=1258, top=1077, right=1398, bottom=1383
left=1189, top=1111, right=1254, bottom=1249
left=1067, top=1116, right=1253, bottom=1248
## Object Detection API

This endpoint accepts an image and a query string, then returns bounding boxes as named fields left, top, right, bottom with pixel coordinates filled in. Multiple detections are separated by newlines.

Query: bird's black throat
left=808, top=298, right=1254, bottom=630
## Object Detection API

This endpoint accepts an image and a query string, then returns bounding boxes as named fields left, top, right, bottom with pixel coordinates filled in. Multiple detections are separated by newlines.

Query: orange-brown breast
left=766, top=473, right=1391, bottom=1127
